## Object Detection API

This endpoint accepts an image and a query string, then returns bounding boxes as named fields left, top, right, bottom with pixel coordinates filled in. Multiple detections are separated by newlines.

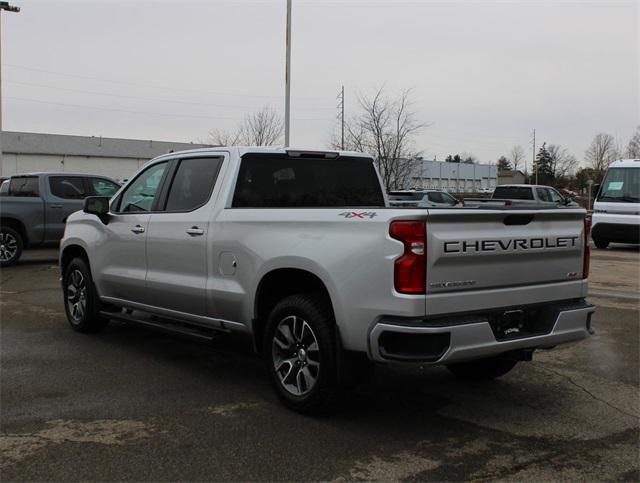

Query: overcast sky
left=3, top=0, right=638, bottom=166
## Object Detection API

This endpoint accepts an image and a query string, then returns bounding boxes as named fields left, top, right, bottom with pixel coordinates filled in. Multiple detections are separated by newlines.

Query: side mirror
left=83, top=196, right=110, bottom=223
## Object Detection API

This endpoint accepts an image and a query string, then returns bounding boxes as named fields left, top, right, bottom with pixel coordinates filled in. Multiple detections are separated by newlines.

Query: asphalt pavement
left=1, top=246, right=638, bottom=481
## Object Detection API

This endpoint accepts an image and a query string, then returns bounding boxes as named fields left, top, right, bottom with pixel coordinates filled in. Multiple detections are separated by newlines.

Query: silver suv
left=61, top=148, right=595, bottom=412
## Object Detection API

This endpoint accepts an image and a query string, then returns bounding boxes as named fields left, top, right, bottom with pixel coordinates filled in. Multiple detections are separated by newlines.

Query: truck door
left=45, top=176, right=88, bottom=242
left=93, top=161, right=170, bottom=304
left=144, top=156, right=224, bottom=316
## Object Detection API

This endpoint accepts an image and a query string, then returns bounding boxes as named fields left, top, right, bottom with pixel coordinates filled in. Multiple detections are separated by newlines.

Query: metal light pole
left=0, top=2, right=20, bottom=177
left=284, top=0, right=292, bottom=147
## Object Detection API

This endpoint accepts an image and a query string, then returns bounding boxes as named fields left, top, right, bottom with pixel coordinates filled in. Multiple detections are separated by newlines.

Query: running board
left=101, top=311, right=222, bottom=343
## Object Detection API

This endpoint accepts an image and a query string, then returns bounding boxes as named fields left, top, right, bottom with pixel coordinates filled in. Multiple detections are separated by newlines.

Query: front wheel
left=593, top=238, right=609, bottom=249
left=63, top=257, right=109, bottom=333
left=446, top=355, right=518, bottom=380
left=0, top=227, right=23, bottom=267
left=264, top=293, right=340, bottom=413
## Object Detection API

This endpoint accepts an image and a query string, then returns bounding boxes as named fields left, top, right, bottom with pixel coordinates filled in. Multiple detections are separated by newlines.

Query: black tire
left=593, top=238, right=609, bottom=249
left=0, top=226, right=23, bottom=267
left=263, top=293, right=340, bottom=413
left=62, top=257, right=109, bottom=333
left=446, top=355, right=518, bottom=380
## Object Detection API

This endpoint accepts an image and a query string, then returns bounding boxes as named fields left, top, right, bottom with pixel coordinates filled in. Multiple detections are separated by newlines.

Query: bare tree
left=333, top=87, right=426, bottom=190
left=625, top=126, right=640, bottom=158
left=509, top=145, right=526, bottom=171
left=547, top=144, right=579, bottom=179
left=209, top=105, right=284, bottom=147
left=585, top=133, right=619, bottom=171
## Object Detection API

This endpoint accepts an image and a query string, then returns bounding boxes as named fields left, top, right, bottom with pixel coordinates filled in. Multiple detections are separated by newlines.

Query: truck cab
left=592, top=159, right=640, bottom=249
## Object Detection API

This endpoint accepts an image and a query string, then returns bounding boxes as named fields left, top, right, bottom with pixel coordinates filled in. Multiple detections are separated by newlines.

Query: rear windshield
left=232, top=154, right=385, bottom=208
left=493, top=186, right=533, bottom=200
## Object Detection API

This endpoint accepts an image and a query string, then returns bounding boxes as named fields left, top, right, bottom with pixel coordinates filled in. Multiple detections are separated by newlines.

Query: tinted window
left=0, top=180, right=9, bottom=195
left=89, top=177, right=120, bottom=197
left=493, top=186, right=534, bottom=200
left=118, top=162, right=168, bottom=212
left=165, top=157, right=223, bottom=211
left=49, top=176, right=86, bottom=199
left=233, top=154, right=384, bottom=208
left=9, top=177, right=39, bottom=197
left=536, top=188, right=551, bottom=202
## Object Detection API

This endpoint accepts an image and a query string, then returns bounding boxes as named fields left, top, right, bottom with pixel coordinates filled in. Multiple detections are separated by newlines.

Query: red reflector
left=583, top=217, right=591, bottom=279
left=390, top=221, right=426, bottom=294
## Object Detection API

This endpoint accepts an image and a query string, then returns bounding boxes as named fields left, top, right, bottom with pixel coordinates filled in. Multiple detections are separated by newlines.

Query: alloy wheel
left=272, top=315, right=320, bottom=396
left=0, top=232, right=18, bottom=262
left=67, top=269, right=87, bottom=323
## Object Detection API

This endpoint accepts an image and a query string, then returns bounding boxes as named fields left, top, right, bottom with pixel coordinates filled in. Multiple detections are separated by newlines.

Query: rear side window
left=232, top=154, right=384, bottom=208
left=164, top=157, right=223, bottom=212
left=88, top=177, right=120, bottom=197
left=493, top=186, right=533, bottom=200
left=9, top=177, right=39, bottom=197
left=49, top=176, right=86, bottom=199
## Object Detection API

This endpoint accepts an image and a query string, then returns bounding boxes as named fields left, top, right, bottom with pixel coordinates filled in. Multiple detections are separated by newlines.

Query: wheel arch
left=60, top=244, right=91, bottom=277
left=0, top=217, right=28, bottom=246
left=252, top=267, right=337, bottom=354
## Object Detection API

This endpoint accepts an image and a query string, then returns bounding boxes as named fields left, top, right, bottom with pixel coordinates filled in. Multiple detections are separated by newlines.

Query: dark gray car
left=0, top=172, right=120, bottom=266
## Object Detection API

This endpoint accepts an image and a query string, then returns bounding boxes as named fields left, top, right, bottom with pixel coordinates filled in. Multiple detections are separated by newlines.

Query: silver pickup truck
left=60, top=148, right=595, bottom=412
left=0, top=173, right=120, bottom=266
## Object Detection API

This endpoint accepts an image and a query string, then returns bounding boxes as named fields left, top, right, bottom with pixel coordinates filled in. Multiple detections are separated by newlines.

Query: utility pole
left=530, top=128, right=536, bottom=185
left=337, top=85, right=345, bottom=150
left=0, top=2, right=21, bottom=177
left=284, top=0, right=292, bottom=147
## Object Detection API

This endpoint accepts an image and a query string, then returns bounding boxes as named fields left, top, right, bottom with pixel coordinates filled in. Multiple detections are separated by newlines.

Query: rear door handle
left=131, top=225, right=145, bottom=234
left=50, top=204, right=63, bottom=209
left=186, top=226, right=204, bottom=236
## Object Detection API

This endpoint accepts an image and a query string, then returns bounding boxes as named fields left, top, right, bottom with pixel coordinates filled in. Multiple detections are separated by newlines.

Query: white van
left=592, top=159, right=640, bottom=249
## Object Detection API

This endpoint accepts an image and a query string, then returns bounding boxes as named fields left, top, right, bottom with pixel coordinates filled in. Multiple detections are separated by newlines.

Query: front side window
left=49, top=176, right=86, bottom=199
left=89, top=178, right=120, bottom=197
left=548, top=188, right=563, bottom=203
left=536, top=188, right=551, bottom=202
left=9, top=177, right=39, bottom=197
left=232, top=154, right=385, bottom=208
left=597, top=168, right=640, bottom=203
left=164, top=157, right=223, bottom=212
left=118, top=162, right=168, bottom=212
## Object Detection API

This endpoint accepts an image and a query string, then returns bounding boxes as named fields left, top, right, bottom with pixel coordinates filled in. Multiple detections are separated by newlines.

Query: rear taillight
left=583, top=217, right=591, bottom=279
left=390, top=221, right=426, bottom=294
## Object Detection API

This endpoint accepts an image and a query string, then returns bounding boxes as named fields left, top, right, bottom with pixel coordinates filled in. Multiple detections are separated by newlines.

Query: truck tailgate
left=426, top=209, right=587, bottom=294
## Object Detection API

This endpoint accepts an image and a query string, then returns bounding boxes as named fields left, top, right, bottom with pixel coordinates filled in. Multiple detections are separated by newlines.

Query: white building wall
left=2, top=153, right=148, bottom=182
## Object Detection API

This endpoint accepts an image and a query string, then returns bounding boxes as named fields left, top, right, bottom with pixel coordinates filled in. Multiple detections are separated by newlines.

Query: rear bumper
left=368, top=300, right=595, bottom=364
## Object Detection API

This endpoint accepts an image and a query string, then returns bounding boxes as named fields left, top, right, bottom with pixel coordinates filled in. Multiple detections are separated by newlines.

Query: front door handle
left=131, top=225, right=145, bottom=234
left=186, top=226, right=204, bottom=236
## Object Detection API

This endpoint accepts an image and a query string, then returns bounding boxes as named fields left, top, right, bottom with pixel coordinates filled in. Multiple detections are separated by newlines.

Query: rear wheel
left=446, top=355, right=518, bottom=380
left=63, top=257, right=109, bottom=333
left=0, top=227, right=23, bottom=267
left=593, top=238, right=609, bottom=249
left=264, top=293, right=340, bottom=413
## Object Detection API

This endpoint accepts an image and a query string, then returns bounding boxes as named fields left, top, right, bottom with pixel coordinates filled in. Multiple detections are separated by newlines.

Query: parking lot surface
left=1, top=246, right=638, bottom=481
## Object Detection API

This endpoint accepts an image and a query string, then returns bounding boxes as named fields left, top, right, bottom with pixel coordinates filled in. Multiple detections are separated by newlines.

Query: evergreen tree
left=534, top=143, right=553, bottom=184
left=497, top=156, right=512, bottom=171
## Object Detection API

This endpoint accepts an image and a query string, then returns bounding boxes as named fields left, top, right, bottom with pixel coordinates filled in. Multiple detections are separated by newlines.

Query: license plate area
left=489, top=306, right=557, bottom=341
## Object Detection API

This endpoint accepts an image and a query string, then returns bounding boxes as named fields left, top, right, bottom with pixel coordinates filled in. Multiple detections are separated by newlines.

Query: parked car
left=0, top=173, right=120, bottom=266
left=478, top=187, right=493, bottom=194
left=591, top=159, right=640, bottom=249
left=388, top=189, right=461, bottom=207
left=60, top=147, right=594, bottom=413
left=465, top=184, right=577, bottom=209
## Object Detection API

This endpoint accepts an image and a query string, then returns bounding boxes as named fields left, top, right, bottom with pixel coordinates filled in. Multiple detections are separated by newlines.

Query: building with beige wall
left=1, top=131, right=210, bottom=182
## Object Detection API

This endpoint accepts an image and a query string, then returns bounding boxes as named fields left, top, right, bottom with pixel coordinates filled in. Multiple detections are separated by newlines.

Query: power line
left=5, top=96, right=334, bottom=122
left=3, top=79, right=337, bottom=110
left=3, top=63, right=330, bottom=101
